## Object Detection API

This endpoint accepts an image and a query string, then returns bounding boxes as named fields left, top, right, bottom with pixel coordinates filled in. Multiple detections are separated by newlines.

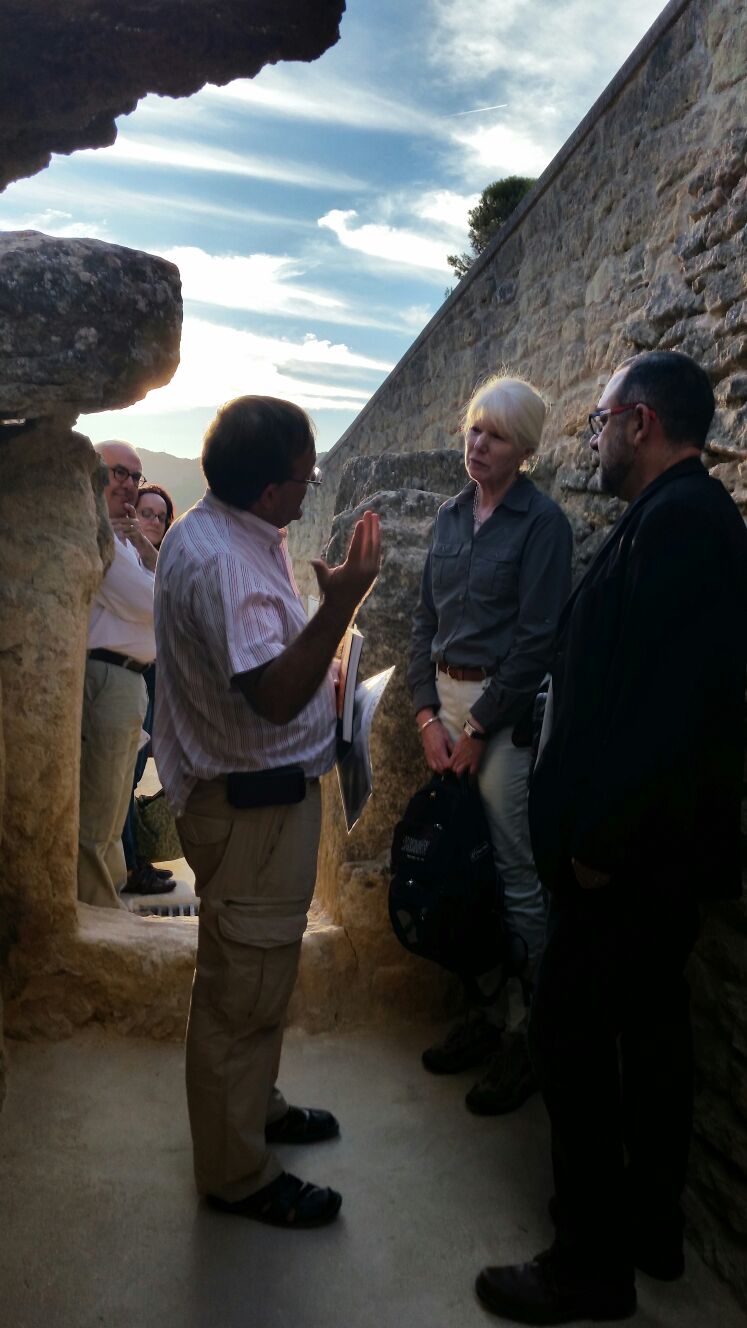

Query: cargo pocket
left=198, top=901, right=305, bottom=1027
left=177, top=813, right=233, bottom=893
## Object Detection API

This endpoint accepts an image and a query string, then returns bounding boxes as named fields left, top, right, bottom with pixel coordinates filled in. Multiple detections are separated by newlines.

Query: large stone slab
left=0, top=231, right=181, bottom=418
left=0, top=0, right=345, bottom=191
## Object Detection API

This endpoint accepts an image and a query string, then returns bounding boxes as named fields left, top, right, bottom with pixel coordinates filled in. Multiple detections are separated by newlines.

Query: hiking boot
left=422, top=1011, right=504, bottom=1074
left=125, top=863, right=177, bottom=895
left=465, top=1027, right=537, bottom=1114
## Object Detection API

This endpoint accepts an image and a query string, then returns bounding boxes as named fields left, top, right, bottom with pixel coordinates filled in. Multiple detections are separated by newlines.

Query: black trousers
left=529, top=867, right=700, bottom=1275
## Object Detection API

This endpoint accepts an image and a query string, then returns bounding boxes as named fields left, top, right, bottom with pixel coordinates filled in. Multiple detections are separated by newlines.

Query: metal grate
left=127, top=900, right=199, bottom=918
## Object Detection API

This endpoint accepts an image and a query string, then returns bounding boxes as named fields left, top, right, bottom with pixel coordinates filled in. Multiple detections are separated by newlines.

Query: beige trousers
left=178, top=775, right=322, bottom=1201
left=78, top=658, right=147, bottom=908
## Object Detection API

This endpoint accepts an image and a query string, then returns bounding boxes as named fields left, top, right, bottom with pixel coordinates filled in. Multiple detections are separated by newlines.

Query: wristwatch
left=463, top=720, right=487, bottom=741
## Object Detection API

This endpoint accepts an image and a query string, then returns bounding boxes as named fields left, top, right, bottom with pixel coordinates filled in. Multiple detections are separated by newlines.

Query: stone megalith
left=310, top=450, right=468, bottom=1021
left=0, top=231, right=182, bottom=1041
left=0, top=0, right=346, bottom=191
left=0, top=231, right=181, bottom=419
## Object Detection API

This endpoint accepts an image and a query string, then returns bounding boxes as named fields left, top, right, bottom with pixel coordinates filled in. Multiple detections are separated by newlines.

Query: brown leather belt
left=88, top=648, right=151, bottom=674
left=437, top=662, right=492, bottom=682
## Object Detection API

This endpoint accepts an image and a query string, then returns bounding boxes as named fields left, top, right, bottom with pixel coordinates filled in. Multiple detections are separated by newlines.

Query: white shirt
left=87, top=533, right=156, bottom=663
left=153, top=492, right=337, bottom=816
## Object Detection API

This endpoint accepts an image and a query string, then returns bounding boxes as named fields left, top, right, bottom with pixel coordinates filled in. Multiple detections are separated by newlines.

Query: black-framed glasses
left=588, top=403, right=656, bottom=436
left=108, top=463, right=145, bottom=485
left=283, top=466, right=323, bottom=488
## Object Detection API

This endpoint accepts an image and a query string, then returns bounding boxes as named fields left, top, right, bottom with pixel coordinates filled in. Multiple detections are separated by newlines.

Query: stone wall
left=287, top=0, right=747, bottom=1302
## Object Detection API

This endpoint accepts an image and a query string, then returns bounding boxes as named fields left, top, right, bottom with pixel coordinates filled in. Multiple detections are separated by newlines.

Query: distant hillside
left=138, top=449, right=204, bottom=517
left=136, top=446, right=329, bottom=518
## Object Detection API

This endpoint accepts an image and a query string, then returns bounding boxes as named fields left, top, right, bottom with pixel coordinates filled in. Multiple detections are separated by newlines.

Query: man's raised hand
left=311, top=510, right=381, bottom=614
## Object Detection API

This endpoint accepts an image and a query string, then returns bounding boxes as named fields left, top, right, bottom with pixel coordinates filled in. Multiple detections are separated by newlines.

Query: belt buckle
left=122, top=656, right=138, bottom=671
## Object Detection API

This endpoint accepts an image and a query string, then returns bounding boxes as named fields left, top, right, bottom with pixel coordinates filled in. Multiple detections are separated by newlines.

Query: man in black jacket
left=476, top=350, right=747, bottom=1324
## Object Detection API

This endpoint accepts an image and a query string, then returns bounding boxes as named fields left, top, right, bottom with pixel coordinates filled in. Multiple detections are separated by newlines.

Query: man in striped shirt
left=154, top=396, right=380, bottom=1229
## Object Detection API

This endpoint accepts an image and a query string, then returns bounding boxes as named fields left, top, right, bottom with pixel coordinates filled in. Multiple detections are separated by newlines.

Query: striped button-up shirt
left=153, top=491, right=337, bottom=816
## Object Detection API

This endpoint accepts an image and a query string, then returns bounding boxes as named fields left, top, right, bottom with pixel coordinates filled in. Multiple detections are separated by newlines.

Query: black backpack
left=388, top=773, right=505, bottom=979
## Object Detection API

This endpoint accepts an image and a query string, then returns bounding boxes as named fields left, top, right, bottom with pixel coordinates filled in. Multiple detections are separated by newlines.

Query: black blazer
left=529, top=457, right=747, bottom=902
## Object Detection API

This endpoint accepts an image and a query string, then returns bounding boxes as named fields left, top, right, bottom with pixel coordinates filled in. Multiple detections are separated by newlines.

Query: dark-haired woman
left=121, top=483, right=177, bottom=894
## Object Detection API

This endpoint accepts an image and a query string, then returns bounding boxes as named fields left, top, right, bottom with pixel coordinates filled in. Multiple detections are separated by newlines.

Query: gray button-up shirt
left=408, top=476, right=573, bottom=734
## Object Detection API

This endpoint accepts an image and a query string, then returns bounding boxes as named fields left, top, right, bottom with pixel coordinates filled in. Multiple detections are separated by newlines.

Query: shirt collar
left=203, top=489, right=285, bottom=546
left=449, top=474, right=534, bottom=513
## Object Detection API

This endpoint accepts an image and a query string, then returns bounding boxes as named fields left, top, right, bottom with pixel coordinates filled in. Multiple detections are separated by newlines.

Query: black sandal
left=265, top=1105, right=340, bottom=1144
left=207, top=1172, right=342, bottom=1227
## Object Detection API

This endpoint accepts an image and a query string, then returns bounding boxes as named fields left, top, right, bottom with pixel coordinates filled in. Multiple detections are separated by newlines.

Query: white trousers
left=436, top=673, right=547, bottom=980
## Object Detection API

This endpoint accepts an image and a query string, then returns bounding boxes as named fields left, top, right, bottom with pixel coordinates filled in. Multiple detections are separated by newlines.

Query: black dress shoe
left=265, top=1106, right=340, bottom=1144
left=207, top=1172, right=342, bottom=1227
left=475, top=1247, right=636, bottom=1325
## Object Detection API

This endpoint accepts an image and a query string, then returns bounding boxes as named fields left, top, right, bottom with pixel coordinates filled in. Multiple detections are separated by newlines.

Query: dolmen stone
left=0, top=230, right=182, bottom=418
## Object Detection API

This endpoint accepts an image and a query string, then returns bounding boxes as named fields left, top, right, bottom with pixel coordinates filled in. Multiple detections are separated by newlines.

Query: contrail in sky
left=448, top=103, right=509, bottom=116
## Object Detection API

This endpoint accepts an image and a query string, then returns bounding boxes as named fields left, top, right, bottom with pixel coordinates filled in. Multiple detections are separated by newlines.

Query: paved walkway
left=0, top=1026, right=743, bottom=1328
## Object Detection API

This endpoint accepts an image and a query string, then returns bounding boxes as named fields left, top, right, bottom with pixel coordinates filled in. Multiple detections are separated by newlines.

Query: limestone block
left=335, top=450, right=465, bottom=516
left=693, top=1088, right=747, bottom=1180
left=702, top=266, right=747, bottom=316
left=0, top=422, right=107, bottom=965
left=5, top=905, right=196, bottom=1040
left=643, top=272, right=705, bottom=329
left=684, top=1183, right=747, bottom=1307
left=318, top=487, right=444, bottom=877
left=0, top=0, right=345, bottom=191
left=0, top=232, right=181, bottom=417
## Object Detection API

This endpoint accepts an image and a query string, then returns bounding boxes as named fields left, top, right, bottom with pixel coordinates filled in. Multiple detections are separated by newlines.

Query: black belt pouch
left=226, top=764, right=306, bottom=809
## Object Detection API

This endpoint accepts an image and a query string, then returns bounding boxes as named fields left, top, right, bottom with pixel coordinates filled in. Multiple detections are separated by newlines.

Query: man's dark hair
left=201, top=396, right=315, bottom=507
left=618, top=350, right=715, bottom=449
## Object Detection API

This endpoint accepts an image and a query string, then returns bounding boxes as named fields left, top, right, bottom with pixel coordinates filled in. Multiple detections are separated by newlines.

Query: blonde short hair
left=462, top=375, right=547, bottom=454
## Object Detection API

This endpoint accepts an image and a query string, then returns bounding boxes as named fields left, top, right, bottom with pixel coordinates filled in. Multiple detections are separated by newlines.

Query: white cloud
left=206, top=69, right=441, bottom=137
left=87, top=132, right=366, bottom=192
left=410, top=189, right=480, bottom=231
left=98, top=317, right=391, bottom=416
left=428, top=0, right=666, bottom=183
left=160, top=246, right=343, bottom=316
left=451, top=121, right=553, bottom=178
left=318, top=210, right=452, bottom=274
left=0, top=207, right=109, bottom=240
left=0, top=175, right=314, bottom=235
left=428, top=0, right=665, bottom=87
left=148, top=244, right=424, bottom=334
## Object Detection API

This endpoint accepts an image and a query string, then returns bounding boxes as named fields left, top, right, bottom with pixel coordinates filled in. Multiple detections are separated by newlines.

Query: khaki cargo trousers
left=78, top=658, right=147, bottom=909
left=177, top=775, right=322, bottom=1202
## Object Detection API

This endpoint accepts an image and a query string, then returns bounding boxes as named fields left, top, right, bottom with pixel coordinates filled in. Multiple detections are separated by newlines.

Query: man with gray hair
left=78, top=441, right=171, bottom=907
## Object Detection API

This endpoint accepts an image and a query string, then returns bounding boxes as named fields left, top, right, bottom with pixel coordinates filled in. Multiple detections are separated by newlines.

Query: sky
left=0, top=0, right=666, bottom=458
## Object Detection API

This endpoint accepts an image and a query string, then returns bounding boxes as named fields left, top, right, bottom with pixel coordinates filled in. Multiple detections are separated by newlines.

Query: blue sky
left=0, top=0, right=665, bottom=458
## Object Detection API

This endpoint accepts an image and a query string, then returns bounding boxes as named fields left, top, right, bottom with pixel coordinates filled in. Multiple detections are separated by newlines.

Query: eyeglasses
left=137, top=506, right=168, bottom=525
left=108, top=464, right=145, bottom=485
left=588, top=403, right=656, bottom=436
left=283, top=466, right=323, bottom=488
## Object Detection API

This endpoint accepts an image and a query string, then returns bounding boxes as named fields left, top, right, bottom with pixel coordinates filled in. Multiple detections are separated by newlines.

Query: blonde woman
left=408, top=375, right=572, bottom=1112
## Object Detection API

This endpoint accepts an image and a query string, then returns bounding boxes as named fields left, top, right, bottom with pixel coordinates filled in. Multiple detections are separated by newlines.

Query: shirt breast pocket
left=431, top=542, right=466, bottom=591
left=470, top=553, right=518, bottom=598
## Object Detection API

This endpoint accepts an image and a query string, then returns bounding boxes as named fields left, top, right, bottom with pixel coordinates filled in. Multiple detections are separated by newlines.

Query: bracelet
left=418, top=715, right=440, bottom=733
